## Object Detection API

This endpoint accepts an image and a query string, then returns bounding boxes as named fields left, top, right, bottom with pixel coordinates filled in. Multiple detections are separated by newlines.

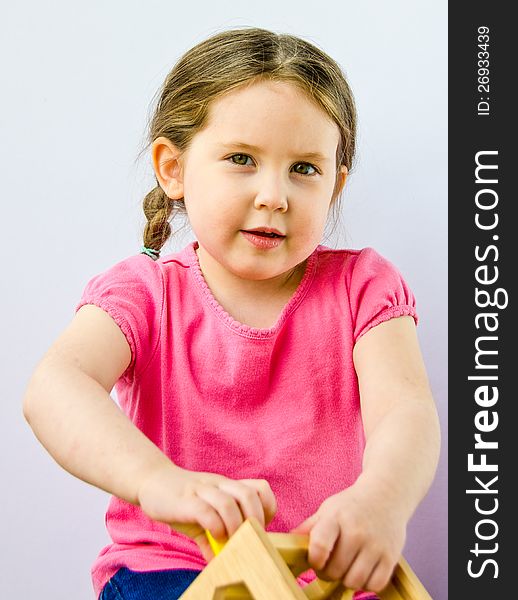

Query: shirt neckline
left=186, top=241, right=320, bottom=339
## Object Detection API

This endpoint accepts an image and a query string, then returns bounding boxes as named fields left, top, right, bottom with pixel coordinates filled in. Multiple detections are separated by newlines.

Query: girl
left=23, top=27, right=441, bottom=600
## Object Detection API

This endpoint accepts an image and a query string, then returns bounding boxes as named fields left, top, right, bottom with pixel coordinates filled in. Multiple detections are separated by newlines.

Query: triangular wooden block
left=178, top=518, right=433, bottom=600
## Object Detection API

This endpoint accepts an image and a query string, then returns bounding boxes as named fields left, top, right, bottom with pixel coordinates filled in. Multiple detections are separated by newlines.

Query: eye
left=292, top=162, right=318, bottom=176
left=228, top=154, right=254, bottom=166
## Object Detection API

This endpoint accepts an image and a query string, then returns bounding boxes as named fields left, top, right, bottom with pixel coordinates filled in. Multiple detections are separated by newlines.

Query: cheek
left=208, top=190, right=245, bottom=223
left=296, top=203, right=330, bottom=235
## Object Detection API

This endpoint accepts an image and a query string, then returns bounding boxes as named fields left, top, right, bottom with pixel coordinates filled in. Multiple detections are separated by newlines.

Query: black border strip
left=449, top=5, right=514, bottom=597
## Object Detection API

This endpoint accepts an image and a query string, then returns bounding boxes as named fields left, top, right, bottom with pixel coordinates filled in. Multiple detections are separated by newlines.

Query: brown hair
left=141, top=26, right=357, bottom=258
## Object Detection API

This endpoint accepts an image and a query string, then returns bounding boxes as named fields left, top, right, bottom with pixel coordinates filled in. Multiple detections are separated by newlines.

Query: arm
left=291, top=315, right=441, bottom=593
left=23, top=304, right=276, bottom=552
left=22, top=304, right=172, bottom=505
left=353, top=315, right=441, bottom=523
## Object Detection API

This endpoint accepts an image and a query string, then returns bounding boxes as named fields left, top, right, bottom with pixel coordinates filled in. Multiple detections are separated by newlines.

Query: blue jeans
left=99, top=568, right=202, bottom=600
left=99, top=566, right=379, bottom=600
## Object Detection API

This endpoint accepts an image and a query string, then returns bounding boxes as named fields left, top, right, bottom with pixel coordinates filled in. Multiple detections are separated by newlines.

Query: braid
left=141, top=185, right=178, bottom=260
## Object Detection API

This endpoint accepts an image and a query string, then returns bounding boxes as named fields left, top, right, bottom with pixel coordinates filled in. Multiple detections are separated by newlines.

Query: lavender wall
left=2, top=1, right=447, bottom=598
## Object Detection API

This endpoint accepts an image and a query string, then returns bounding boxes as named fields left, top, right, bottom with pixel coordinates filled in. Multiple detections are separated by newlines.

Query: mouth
left=240, top=228, right=286, bottom=250
left=241, top=228, right=285, bottom=238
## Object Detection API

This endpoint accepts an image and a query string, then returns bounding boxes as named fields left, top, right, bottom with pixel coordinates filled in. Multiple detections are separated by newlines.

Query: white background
left=2, top=1, right=447, bottom=598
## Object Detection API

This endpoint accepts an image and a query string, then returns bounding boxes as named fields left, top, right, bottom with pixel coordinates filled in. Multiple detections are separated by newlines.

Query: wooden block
left=179, top=518, right=308, bottom=599
left=178, top=518, right=433, bottom=600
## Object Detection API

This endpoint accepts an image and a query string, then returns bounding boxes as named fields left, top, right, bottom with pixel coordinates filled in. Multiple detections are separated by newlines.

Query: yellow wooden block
left=205, top=528, right=227, bottom=556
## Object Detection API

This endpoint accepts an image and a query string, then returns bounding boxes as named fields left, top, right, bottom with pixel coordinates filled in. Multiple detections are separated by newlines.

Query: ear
left=331, top=165, right=348, bottom=203
left=152, top=136, right=185, bottom=200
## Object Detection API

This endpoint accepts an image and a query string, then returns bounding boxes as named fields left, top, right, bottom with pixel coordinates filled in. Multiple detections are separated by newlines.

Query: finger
left=238, top=479, right=278, bottom=525
left=169, top=523, right=214, bottom=563
left=363, top=555, right=397, bottom=594
left=195, top=485, right=245, bottom=539
left=307, top=518, right=341, bottom=572
left=217, top=479, right=266, bottom=527
left=193, top=531, right=216, bottom=563
left=342, top=547, right=380, bottom=592
left=290, top=512, right=319, bottom=535
left=318, top=528, right=358, bottom=582
left=168, top=495, right=225, bottom=542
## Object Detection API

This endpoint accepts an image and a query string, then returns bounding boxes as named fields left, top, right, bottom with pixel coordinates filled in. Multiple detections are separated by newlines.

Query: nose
left=253, top=172, right=288, bottom=213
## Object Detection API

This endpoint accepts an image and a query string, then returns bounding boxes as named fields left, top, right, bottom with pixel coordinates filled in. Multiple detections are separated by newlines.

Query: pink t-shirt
left=75, top=241, right=417, bottom=599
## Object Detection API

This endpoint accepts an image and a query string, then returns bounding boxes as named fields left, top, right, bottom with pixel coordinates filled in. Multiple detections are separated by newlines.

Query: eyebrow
left=219, top=142, right=330, bottom=163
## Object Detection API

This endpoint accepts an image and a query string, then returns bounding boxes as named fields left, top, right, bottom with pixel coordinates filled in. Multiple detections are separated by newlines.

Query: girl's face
left=175, top=80, right=346, bottom=284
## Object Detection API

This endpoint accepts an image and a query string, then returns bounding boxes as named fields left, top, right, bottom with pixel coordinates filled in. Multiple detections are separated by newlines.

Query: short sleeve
left=347, top=247, right=418, bottom=343
left=75, top=254, right=164, bottom=383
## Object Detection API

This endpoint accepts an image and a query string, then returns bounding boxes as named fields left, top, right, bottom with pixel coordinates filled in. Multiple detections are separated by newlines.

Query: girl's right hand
left=137, top=462, right=277, bottom=561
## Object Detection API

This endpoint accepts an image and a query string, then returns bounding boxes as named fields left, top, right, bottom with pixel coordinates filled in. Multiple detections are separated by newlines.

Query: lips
left=240, top=229, right=285, bottom=249
left=241, top=227, right=285, bottom=238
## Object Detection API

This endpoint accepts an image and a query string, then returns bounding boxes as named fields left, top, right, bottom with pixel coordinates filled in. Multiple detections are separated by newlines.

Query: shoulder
left=80, top=244, right=192, bottom=292
left=315, top=245, right=418, bottom=341
left=315, top=245, right=399, bottom=280
left=84, top=252, right=163, bottom=284
left=74, top=247, right=190, bottom=383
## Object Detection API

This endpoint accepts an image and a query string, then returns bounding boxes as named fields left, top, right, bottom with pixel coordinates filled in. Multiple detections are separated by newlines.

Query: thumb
left=193, top=531, right=216, bottom=563
left=290, top=513, right=319, bottom=535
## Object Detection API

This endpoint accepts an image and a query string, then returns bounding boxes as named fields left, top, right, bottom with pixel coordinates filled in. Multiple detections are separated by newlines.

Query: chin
left=228, top=262, right=284, bottom=281
left=234, top=268, right=278, bottom=281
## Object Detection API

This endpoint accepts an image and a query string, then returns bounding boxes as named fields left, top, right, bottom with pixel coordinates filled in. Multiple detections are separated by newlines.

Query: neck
left=194, top=243, right=307, bottom=302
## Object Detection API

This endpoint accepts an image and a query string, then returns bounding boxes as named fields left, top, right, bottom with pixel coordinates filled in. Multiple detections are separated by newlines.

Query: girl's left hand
left=290, top=483, right=406, bottom=594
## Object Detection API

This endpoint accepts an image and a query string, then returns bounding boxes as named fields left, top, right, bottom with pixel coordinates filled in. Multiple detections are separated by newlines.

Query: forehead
left=199, top=80, right=340, bottom=151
